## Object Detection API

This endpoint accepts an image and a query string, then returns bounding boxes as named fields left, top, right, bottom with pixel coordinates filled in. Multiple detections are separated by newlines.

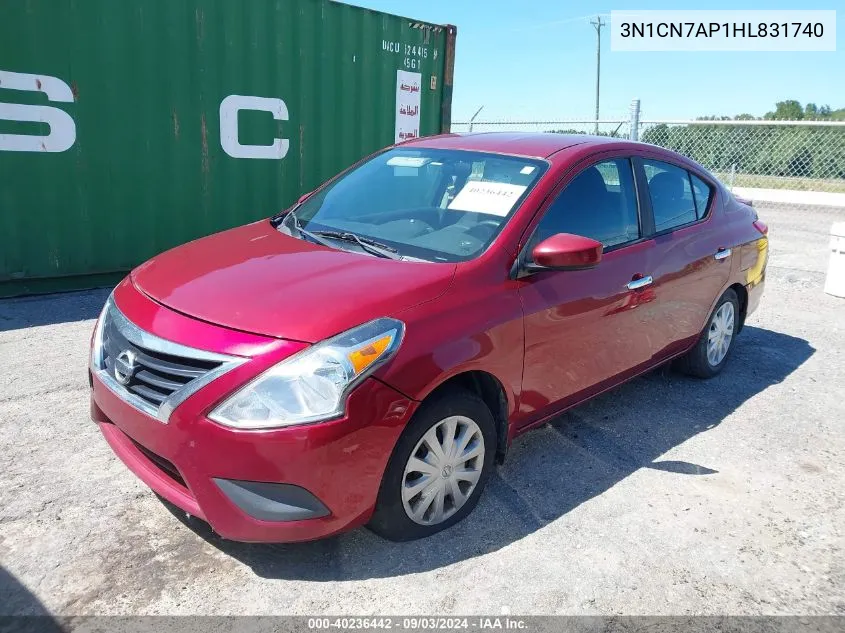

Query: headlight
left=208, top=318, right=404, bottom=429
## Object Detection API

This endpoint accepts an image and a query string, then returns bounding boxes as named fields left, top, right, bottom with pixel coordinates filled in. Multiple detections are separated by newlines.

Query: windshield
left=285, top=148, right=547, bottom=263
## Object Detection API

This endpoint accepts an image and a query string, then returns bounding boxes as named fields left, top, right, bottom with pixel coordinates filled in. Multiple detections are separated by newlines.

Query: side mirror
left=530, top=233, right=602, bottom=271
left=297, top=191, right=313, bottom=204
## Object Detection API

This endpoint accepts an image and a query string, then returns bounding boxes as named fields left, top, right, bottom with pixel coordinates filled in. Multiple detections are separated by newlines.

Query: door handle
left=714, top=247, right=732, bottom=261
left=626, top=275, right=653, bottom=291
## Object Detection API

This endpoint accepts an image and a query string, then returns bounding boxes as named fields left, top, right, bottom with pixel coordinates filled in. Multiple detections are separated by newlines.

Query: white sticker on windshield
left=520, top=165, right=536, bottom=175
left=448, top=182, right=528, bottom=217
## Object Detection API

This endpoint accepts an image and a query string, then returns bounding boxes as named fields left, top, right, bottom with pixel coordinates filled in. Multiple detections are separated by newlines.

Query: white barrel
left=824, top=222, right=845, bottom=298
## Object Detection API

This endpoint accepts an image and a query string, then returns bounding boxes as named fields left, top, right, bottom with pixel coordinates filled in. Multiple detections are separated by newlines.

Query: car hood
left=131, top=221, right=456, bottom=342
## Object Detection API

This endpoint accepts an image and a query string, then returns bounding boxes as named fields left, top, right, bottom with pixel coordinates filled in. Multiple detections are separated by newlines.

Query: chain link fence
left=450, top=120, right=631, bottom=138
left=450, top=118, right=845, bottom=212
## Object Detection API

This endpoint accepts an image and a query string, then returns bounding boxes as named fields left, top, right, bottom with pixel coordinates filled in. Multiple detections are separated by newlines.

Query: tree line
left=641, top=100, right=845, bottom=180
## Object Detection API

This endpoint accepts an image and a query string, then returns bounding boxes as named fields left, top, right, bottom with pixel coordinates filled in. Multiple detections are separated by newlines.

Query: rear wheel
left=368, top=388, right=496, bottom=541
left=675, top=288, right=739, bottom=378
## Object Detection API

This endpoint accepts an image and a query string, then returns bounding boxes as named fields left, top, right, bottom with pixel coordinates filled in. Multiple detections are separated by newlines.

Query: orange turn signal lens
left=347, top=334, right=393, bottom=374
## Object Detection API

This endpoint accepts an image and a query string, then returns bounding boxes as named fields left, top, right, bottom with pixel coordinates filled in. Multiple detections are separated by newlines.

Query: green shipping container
left=0, top=0, right=456, bottom=296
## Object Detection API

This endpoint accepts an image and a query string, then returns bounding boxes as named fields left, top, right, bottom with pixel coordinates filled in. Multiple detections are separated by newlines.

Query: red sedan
left=90, top=133, right=768, bottom=542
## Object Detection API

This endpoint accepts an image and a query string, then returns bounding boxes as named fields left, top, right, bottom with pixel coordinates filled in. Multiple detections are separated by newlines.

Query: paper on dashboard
left=448, top=181, right=528, bottom=217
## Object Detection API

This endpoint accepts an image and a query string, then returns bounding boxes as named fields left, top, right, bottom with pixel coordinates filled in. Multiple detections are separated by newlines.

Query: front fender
left=374, top=289, right=524, bottom=424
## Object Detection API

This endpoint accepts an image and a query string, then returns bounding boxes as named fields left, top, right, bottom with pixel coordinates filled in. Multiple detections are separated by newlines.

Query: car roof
left=402, top=132, right=628, bottom=159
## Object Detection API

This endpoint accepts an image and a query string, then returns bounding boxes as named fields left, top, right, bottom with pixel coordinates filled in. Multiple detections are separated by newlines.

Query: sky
left=340, top=0, right=844, bottom=123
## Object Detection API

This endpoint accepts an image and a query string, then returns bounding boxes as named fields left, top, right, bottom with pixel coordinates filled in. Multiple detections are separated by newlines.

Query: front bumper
left=91, top=280, right=417, bottom=543
left=92, top=376, right=414, bottom=542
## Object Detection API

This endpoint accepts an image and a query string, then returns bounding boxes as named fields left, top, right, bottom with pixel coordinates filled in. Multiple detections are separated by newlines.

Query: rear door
left=636, top=156, right=732, bottom=359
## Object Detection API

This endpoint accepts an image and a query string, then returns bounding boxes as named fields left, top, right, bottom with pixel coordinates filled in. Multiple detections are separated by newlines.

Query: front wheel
left=675, top=288, right=739, bottom=378
left=368, top=388, right=496, bottom=541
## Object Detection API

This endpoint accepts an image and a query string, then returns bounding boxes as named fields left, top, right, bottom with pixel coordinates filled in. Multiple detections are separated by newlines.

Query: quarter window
left=690, top=173, right=712, bottom=219
left=529, top=159, right=640, bottom=254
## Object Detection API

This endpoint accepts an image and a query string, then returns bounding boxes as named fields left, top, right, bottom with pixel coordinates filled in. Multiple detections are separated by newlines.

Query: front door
left=517, top=157, right=659, bottom=423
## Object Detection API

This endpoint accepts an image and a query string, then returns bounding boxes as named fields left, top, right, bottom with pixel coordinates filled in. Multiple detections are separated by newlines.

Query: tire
left=368, top=387, right=497, bottom=541
left=675, top=288, right=740, bottom=378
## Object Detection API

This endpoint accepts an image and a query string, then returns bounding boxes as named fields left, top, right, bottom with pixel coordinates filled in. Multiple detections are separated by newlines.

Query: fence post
left=629, top=99, right=641, bottom=141
left=468, top=105, right=484, bottom=133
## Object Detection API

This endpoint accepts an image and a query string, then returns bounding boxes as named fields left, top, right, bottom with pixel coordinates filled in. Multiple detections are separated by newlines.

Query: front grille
left=101, top=310, right=222, bottom=410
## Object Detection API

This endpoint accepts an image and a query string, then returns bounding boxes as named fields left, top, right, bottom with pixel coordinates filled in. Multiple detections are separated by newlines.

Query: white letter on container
left=0, top=70, right=76, bottom=152
left=219, top=95, right=289, bottom=159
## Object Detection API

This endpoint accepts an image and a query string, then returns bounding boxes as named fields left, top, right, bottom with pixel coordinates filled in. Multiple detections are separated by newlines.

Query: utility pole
left=591, top=16, right=604, bottom=135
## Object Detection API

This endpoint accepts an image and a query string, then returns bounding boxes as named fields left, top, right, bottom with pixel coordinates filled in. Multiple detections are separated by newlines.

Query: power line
left=509, top=13, right=608, bottom=32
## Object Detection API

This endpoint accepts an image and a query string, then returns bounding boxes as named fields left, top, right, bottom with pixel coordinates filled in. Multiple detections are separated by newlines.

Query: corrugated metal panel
left=0, top=0, right=455, bottom=296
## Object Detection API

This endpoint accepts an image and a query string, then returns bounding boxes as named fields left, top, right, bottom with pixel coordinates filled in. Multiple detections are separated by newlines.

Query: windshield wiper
left=311, top=230, right=401, bottom=260
left=280, top=211, right=339, bottom=249
left=280, top=213, right=403, bottom=260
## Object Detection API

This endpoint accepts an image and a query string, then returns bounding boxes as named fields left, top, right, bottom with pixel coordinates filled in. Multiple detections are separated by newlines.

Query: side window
left=529, top=159, right=640, bottom=254
left=642, top=160, right=698, bottom=232
left=690, top=173, right=712, bottom=219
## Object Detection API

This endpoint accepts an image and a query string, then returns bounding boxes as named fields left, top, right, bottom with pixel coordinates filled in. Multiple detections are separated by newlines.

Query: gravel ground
left=1, top=205, right=843, bottom=616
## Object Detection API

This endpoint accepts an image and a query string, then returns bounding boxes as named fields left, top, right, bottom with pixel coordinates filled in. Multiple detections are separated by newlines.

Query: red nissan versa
left=90, top=133, right=768, bottom=542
